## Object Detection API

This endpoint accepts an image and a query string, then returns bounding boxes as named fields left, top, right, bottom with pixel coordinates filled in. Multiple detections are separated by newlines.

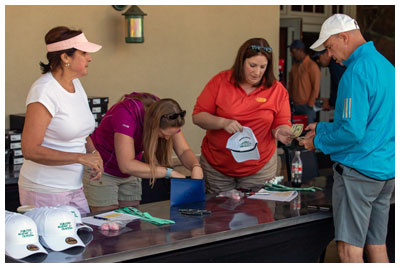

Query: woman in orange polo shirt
left=192, top=38, right=294, bottom=193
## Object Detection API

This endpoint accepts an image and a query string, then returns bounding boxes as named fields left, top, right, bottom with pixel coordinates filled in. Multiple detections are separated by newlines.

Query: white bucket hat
left=5, top=211, right=48, bottom=259
left=226, top=126, right=260, bottom=163
left=310, top=14, right=360, bottom=51
left=57, top=205, right=93, bottom=232
left=25, top=207, right=85, bottom=251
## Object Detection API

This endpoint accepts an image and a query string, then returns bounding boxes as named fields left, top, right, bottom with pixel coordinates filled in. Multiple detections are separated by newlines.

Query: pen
left=307, top=205, right=330, bottom=211
left=246, top=192, right=270, bottom=196
left=93, top=216, right=110, bottom=221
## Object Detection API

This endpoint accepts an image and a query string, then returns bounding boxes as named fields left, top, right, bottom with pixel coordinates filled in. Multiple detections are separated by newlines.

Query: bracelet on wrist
left=91, top=150, right=97, bottom=154
left=274, top=128, right=280, bottom=139
left=165, top=167, right=173, bottom=179
left=192, top=164, right=201, bottom=169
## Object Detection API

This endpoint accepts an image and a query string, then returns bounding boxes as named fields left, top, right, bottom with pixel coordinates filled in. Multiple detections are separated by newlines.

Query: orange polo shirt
left=193, top=70, right=291, bottom=177
left=288, top=55, right=321, bottom=106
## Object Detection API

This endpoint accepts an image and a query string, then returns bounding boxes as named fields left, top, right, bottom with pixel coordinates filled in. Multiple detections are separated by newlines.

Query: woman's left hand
left=191, top=165, right=204, bottom=179
left=83, top=150, right=103, bottom=181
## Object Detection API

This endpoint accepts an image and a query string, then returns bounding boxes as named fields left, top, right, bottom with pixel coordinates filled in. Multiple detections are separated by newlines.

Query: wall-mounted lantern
left=113, top=5, right=147, bottom=43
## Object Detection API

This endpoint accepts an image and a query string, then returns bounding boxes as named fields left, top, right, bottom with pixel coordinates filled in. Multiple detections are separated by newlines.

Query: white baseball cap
left=57, top=205, right=93, bottom=232
left=226, top=126, right=260, bottom=163
left=310, top=14, right=360, bottom=51
left=25, top=207, right=85, bottom=251
left=5, top=211, right=48, bottom=259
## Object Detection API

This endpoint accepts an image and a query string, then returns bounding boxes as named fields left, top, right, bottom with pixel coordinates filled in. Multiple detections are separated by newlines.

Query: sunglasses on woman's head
left=250, top=45, right=272, bottom=53
left=162, top=110, right=186, bottom=120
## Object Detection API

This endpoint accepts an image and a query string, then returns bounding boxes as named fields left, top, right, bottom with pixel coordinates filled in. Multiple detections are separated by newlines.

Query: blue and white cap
left=226, top=126, right=260, bottom=163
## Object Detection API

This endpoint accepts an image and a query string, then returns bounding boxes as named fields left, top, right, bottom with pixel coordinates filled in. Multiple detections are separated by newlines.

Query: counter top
left=7, top=176, right=335, bottom=263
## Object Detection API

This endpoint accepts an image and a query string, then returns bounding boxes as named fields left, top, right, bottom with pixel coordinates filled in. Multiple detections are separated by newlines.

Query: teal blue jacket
left=314, top=42, right=394, bottom=180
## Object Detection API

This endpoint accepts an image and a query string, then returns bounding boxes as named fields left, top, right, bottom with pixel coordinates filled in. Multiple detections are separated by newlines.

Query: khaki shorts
left=82, top=167, right=142, bottom=207
left=201, top=150, right=277, bottom=194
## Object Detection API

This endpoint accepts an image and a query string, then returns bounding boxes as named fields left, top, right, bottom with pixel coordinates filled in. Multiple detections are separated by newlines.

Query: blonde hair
left=143, top=98, right=185, bottom=186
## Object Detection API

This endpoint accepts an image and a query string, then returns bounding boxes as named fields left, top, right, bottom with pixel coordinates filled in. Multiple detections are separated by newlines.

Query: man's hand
left=304, top=122, right=317, bottom=138
left=298, top=136, right=316, bottom=151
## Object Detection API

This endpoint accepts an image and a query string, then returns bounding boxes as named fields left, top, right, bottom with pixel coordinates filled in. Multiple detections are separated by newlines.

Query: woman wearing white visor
left=19, top=26, right=104, bottom=215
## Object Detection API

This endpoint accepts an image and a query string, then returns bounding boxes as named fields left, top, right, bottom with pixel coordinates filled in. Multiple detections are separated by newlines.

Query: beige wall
left=5, top=5, right=280, bottom=155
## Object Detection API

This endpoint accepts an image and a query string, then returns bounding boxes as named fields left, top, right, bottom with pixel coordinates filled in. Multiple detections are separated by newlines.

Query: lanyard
left=115, top=207, right=175, bottom=226
left=264, top=183, right=323, bottom=192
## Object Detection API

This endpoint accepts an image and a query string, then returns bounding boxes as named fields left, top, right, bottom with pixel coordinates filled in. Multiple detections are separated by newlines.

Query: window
left=290, top=5, right=325, bottom=14
left=332, top=5, right=344, bottom=14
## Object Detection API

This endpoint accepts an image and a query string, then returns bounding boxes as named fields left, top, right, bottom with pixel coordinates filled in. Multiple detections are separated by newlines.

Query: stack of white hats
left=5, top=206, right=91, bottom=260
left=5, top=211, right=48, bottom=259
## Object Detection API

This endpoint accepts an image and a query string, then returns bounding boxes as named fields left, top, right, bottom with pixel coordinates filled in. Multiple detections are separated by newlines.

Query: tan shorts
left=201, top=150, right=277, bottom=194
left=82, top=167, right=142, bottom=207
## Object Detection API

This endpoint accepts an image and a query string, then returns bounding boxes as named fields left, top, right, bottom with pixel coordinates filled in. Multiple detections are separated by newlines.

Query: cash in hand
left=291, top=124, right=303, bottom=138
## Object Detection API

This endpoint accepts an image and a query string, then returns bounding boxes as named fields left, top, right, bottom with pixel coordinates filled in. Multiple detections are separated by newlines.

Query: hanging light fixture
left=113, top=5, right=147, bottom=43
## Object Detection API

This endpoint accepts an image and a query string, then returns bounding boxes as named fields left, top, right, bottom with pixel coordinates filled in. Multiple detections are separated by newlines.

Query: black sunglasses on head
left=162, top=110, right=186, bottom=120
left=250, top=45, right=272, bottom=53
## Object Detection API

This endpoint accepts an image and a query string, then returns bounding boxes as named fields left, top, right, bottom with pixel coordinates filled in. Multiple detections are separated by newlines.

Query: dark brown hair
left=39, top=26, right=82, bottom=74
left=231, top=38, right=276, bottom=88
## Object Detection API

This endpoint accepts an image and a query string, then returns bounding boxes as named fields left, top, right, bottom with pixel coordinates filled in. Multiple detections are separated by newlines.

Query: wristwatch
left=165, top=168, right=173, bottom=179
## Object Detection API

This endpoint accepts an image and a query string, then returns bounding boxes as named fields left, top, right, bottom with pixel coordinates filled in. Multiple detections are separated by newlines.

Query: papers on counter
left=82, top=210, right=140, bottom=227
left=247, top=188, right=298, bottom=202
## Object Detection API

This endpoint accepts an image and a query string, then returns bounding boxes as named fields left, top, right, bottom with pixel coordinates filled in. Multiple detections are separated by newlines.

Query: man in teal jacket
left=300, top=14, right=394, bottom=263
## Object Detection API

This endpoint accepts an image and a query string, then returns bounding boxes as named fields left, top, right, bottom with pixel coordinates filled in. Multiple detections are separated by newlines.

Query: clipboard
left=170, top=178, right=206, bottom=207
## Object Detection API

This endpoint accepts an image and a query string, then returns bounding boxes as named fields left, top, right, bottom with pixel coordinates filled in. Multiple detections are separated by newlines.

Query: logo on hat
left=57, top=205, right=94, bottom=233
left=18, top=228, right=34, bottom=238
left=239, top=138, right=252, bottom=148
left=58, top=222, right=73, bottom=231
left=26, top=244, right=40, bottom=252
left=65, top=237, right=78, bottom=245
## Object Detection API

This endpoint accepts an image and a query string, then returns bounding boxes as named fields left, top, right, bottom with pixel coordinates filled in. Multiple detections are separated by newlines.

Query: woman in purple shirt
left=83, top=92, right=203, bottom=212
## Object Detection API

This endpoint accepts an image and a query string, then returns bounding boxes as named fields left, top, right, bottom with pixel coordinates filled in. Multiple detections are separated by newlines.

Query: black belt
left=335, top=164, right=343, bottom=175
left=334, top=163, right=394, bottom=181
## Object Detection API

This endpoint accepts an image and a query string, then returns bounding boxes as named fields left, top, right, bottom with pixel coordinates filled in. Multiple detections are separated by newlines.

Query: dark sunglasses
left=162, top=110, right=186, bottom=120
left=250, top=45, right=272, bottom=53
